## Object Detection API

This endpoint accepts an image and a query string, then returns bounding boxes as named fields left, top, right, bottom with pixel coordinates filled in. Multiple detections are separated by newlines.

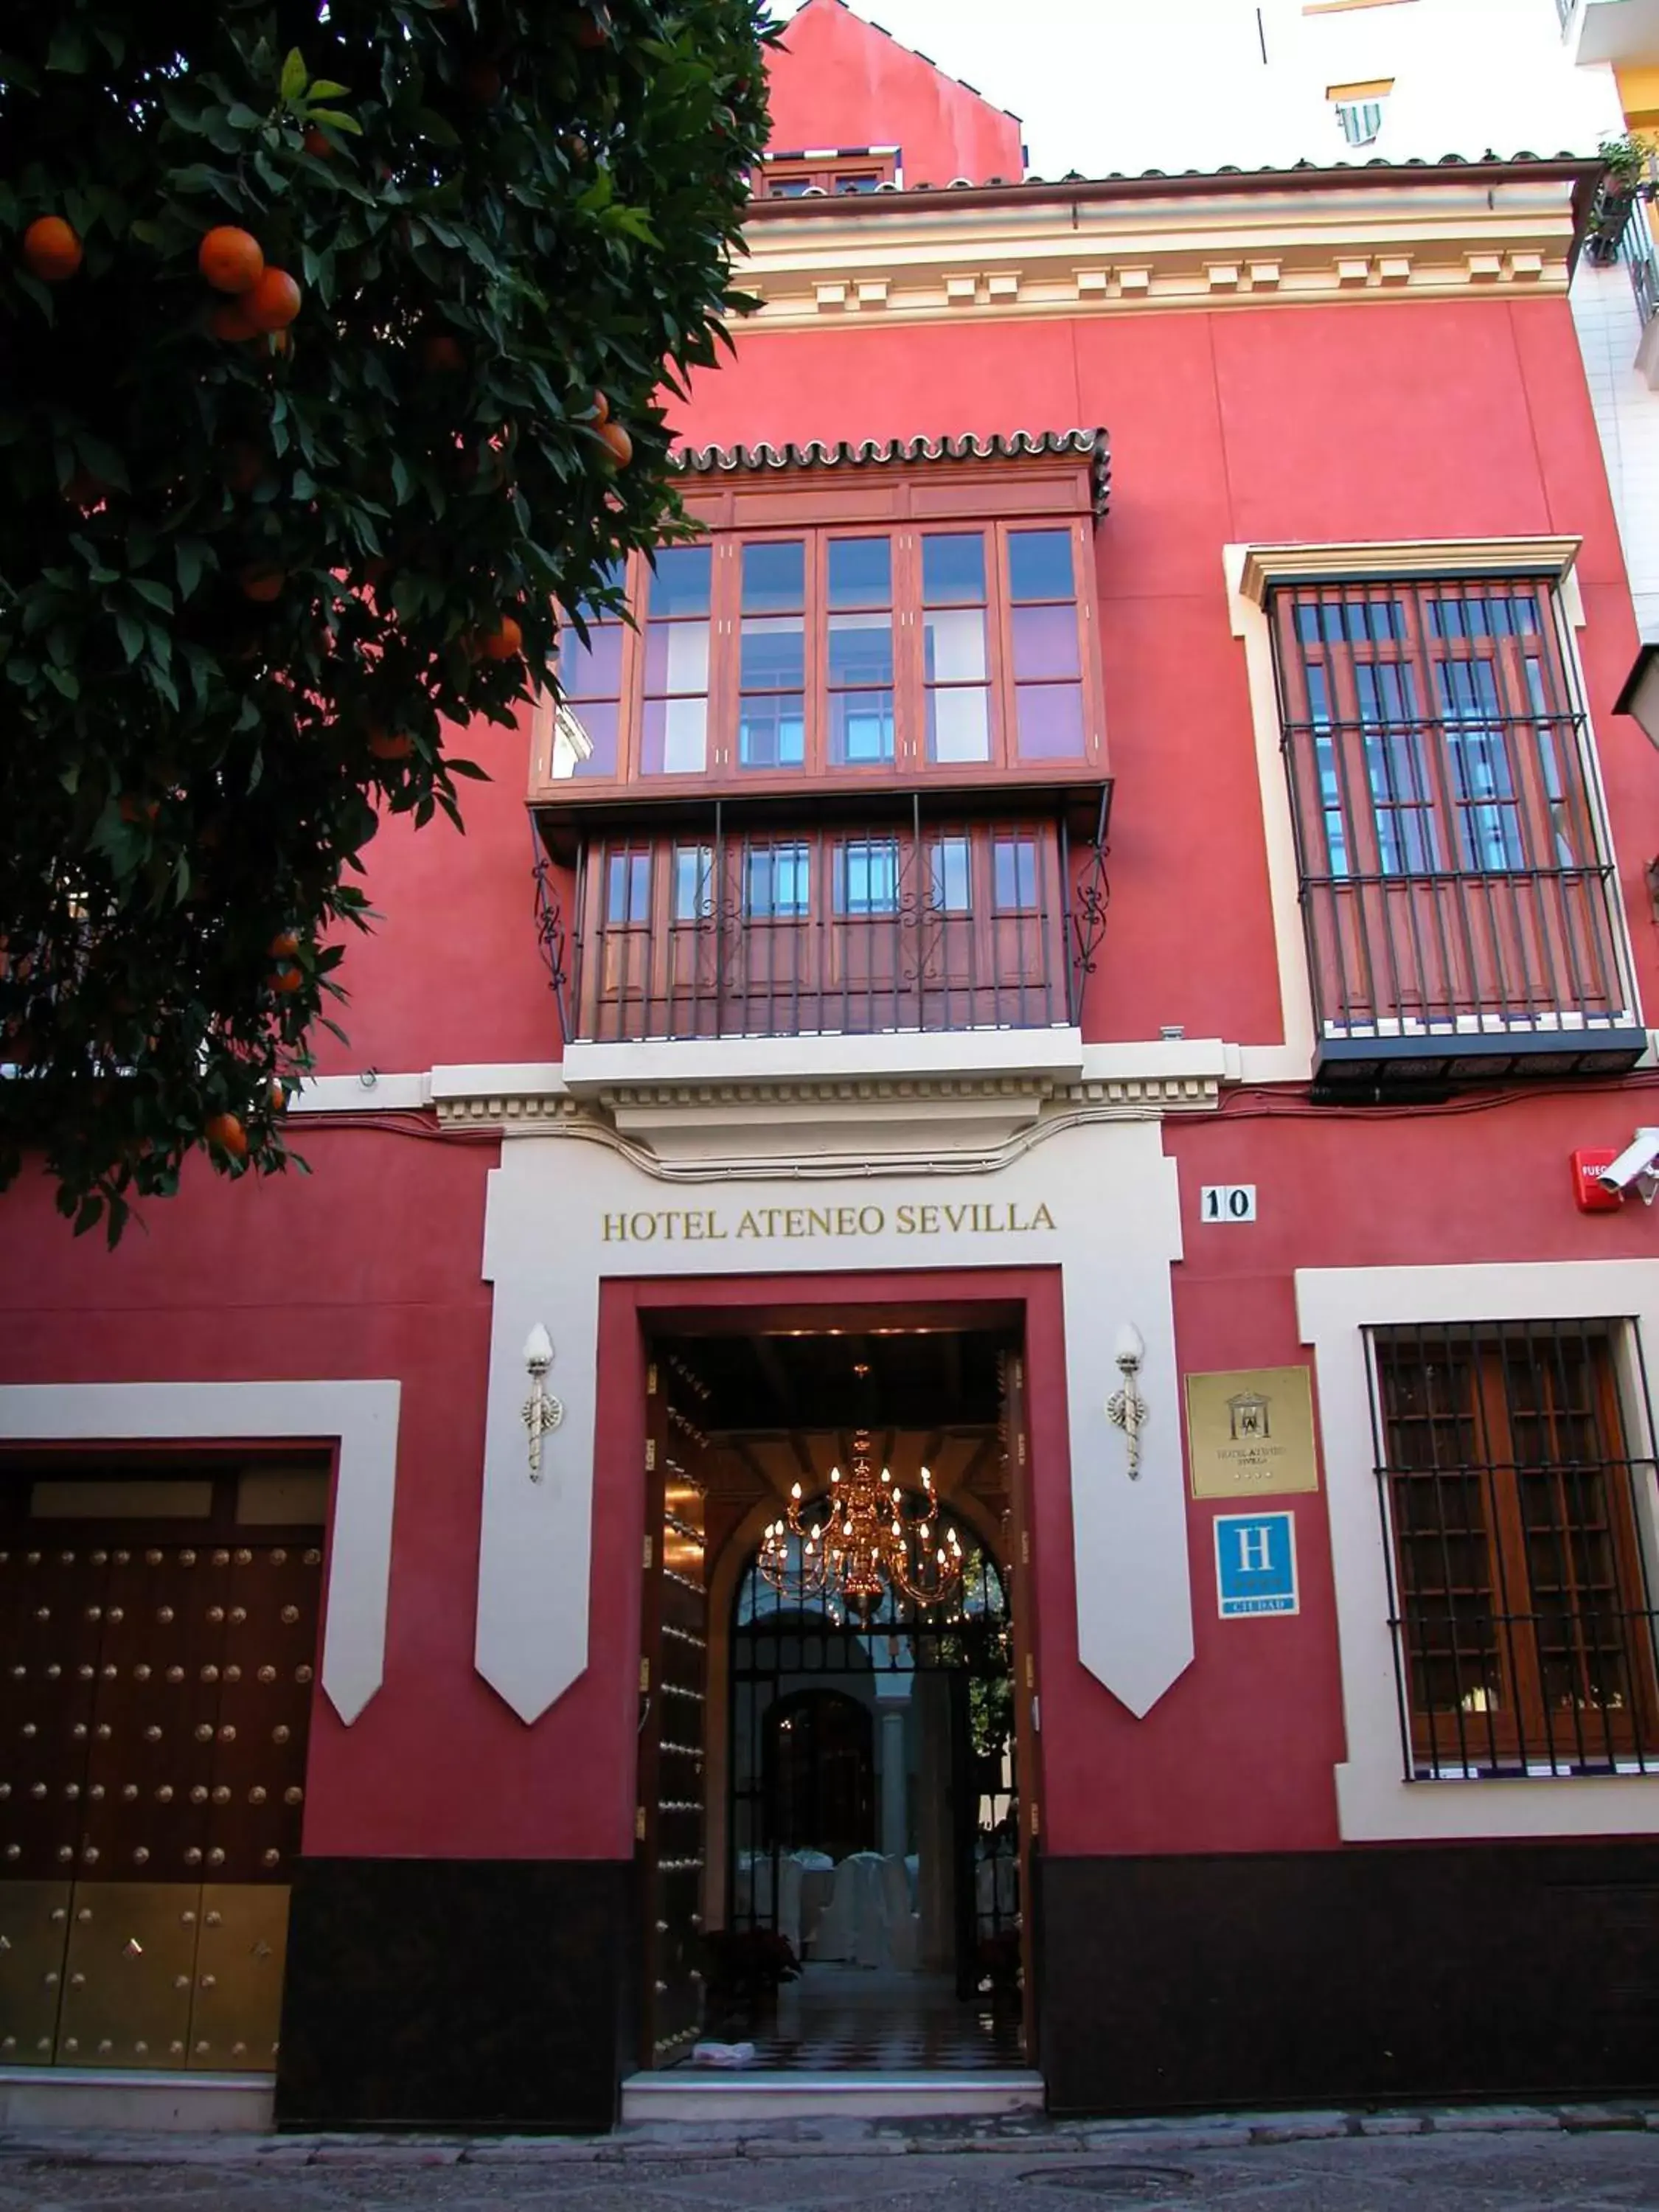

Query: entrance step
left=0, top=2067, right=274, bottom=2132
left=620, top=2069, right=1044, bottom=2124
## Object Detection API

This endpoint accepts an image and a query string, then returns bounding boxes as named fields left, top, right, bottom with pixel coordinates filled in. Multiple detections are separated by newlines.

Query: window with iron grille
left=1367, top=1319, right=1659, bottom=1778
left=1267, top=574, right=1639, bottom=1078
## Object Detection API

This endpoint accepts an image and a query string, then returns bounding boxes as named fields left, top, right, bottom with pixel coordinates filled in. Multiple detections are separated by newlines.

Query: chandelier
left=759, top=1428, right=963, bottom=1610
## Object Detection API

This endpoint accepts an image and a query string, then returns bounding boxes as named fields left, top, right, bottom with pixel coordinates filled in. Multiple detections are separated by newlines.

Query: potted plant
left=1587, top=133, right=1652, bottom=263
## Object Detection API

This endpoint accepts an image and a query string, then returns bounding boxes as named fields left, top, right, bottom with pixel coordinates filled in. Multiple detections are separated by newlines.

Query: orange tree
left=0, top=0, right=772, bottom=1237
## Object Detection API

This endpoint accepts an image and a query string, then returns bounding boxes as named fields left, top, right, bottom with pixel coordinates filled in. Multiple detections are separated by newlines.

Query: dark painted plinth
left=275, top=1857, right=635, bottom=2132
left=1038, top=1843, right=1659, bottom=2115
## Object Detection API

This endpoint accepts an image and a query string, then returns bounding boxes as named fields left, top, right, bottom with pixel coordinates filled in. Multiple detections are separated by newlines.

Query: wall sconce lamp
left=1106, top=1322, right=1147, bottom=1478
left=522, top=1324, right=563, bottom=1482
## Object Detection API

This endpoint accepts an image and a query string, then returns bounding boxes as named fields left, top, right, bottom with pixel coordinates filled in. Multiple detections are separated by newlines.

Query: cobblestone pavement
left=7, top=2107, right=1659, bottom=2211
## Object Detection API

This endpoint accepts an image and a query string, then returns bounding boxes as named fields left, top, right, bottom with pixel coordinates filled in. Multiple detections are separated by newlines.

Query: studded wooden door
left=637, top=1354, right=710, bottom=2068
left=0, top=1465, right=325, bottom=2072
left=999, top=1346, right=1043, bottom=2062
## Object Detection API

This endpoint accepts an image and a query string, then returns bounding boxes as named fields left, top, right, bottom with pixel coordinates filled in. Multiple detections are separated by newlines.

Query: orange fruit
left=422, top=331, right=465, bottom=374
left=209, top=301, right=259, bottom=341
left=271, top=962, right=305, bottom=995
left=267, top=930, right=300, bottom=960
left=367, top=727, right=414, bottom=760
left=302, top=125, right=333, bottom=159
left=204, top=1112, right=248, bottom=1158
left=198, top=226, right=264, bottom=295
left=479, top=615, right=523, bottom=660
left=462, top=60, right=503, bottom=104
left=23, top=217, right=82, bottom=282
left=245, top=268, right=301, bottom=332
left=592, top=389, right=611, bottom=423
left=239, top=565, right=285, bottom=602
left=118, top=796, right=160, bottom=826
left=268, top=1078, right=288, bottom=1111
left=599, top=418, right=633, bottom=468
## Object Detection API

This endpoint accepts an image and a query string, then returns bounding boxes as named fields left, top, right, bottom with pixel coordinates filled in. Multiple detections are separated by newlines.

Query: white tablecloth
left=813, top=1851, right=919, bottom=1969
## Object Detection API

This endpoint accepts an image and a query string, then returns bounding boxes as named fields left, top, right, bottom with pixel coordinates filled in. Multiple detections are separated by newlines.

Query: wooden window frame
left=535, top=465, right=1105, bottom=805
left=1373, top=1323, right=1659, bottom=1776
left=757, top=152, right=898, bottom=199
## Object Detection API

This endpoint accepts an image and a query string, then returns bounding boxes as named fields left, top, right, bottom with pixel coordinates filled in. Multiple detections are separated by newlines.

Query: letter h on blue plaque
left=1214, top=1512, right=1298, bottom=1617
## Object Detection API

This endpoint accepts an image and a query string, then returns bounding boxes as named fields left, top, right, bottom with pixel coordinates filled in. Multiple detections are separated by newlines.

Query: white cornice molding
left=735, top=177, right=1579, bottom=331
left=1238, top=534, right=1585, bottom=605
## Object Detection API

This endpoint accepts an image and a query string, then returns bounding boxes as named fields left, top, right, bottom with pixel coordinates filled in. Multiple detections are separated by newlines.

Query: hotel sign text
left=601, top=1201, right=1057, bottom=1244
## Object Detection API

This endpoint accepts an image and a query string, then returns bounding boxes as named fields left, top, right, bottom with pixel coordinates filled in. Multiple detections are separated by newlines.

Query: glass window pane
left=992, top=838, right=1038, bottom=911
left=838, top=840, right=900, bottom=914
left=557, top=622, right=623, bottom=700
left=673, top=847, right=712, bottom=921
left=606, top=851, right=650, bottom=923
left=1015, top=684, right=1086, bottom=761
left=922, top=533, right=987, bottom=605
left=641, top=695, right=708, bottom=775
left=1012, top=604, right=1080, bottom=681
left=742, top=540, right=805, bottom=614
left=645, top=619, right=711, bottom=698
left=829, top=691, right=895, bottom=766
left=740, top=617, right=806, bottom=693
left=928, top=687, right=991, bottom=764
left=560, top=699, right=618, bottom=779
left=828, top=538, right=891, bottom=608
left=648, top=544, right=712, bottom=617
left=747, top=845, right=810, bottom=917
left=739, top=695, right=805, bottom=770
left=929, top=838, right=971, bottom=914
left=1008, top=528, right=1074, bottom=602
left=924, top=605, right=988, bottom=684
left=828, top=612, right=894, bottom=689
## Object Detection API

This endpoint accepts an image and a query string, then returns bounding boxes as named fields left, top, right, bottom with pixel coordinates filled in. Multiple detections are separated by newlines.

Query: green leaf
left=306, top=108, right=362, bottom=136
left=46, top=24, right=90, bottom=72
left=280, top=48, right=309, bottom=104
left=307, top=80, right=351, bottom=100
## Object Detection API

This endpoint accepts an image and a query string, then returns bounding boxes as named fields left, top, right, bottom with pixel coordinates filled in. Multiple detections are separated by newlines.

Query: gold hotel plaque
left=1185, top=1366, right=1320, bottom=1500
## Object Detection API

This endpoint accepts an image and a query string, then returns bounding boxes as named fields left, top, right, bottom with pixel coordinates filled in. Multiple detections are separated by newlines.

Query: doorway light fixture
left=1106, top=1322, right=1147, bottom=1478
left=759, top=1427, right=963, bottom=1610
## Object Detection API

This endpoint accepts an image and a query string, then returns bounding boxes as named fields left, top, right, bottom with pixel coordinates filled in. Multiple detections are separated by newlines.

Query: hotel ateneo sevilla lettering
left=6, top=0, right=1659, bottom=2138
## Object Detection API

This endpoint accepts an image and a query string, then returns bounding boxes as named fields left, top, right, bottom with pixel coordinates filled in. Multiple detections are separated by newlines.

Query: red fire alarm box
left=1573, top=1150, right=1624, bottom=1213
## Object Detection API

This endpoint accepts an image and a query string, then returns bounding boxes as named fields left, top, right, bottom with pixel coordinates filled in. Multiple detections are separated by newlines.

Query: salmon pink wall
left=319, top=286, right=1647, bottom=1078
left=765, top=0, right=1023, bottom=186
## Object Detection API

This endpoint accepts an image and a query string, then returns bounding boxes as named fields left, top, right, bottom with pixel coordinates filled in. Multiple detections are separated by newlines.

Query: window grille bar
left=1367, top=1317, right=1659, bottom=1780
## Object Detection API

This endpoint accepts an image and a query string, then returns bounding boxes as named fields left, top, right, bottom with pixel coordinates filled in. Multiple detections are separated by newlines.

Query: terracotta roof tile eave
left=743, top=150, right=1604, bottom=222
left=670, top=428, right=1112, bottom=517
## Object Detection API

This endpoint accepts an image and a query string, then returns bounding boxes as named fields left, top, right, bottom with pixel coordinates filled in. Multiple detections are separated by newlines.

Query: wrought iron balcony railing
left=531, top=789, right=1110, bottom=1048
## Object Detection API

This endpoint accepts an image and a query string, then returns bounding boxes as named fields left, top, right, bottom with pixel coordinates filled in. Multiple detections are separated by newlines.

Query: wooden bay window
left=536, top=447, right=1106, bottom=800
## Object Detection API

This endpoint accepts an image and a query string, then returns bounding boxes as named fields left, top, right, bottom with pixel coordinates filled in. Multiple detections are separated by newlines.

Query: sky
left=762, top=0, right=1613, bottom=181
left=767, top=0, right=1267, bottom=178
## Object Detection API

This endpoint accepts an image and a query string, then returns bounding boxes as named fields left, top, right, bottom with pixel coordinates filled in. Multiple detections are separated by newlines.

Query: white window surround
left=1224, top=535, right=1651, bottom=1085
left=1297, top=1257, right=1659, bottom=1840
left=0, top=1380, right=399, bottom=1726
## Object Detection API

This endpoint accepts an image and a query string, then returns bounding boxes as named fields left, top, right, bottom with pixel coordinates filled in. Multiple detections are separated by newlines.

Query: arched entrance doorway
left=720, top=1509, right=1021, bottom=2067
